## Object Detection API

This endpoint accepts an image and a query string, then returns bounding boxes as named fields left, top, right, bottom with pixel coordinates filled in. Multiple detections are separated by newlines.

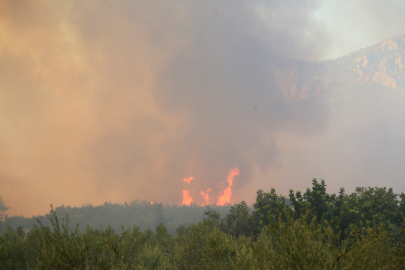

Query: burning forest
left=180, top=168, right=239, bottom=206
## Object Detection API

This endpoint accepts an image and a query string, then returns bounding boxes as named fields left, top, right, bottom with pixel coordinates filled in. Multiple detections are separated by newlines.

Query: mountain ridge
left=276, top=34, right=405, bottom=101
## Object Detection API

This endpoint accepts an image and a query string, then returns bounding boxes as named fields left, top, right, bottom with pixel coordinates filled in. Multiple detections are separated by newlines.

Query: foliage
left=0, top=231, right=12, bottom=269
left=287, top=179, right=405, bottom=242
left=253, top=188, right=288, bottom=233
left=205, top=202, right=255, bottom=238
left=255, top=208, right=400, bottom=269
left=1, top=179, right=405, bottom=269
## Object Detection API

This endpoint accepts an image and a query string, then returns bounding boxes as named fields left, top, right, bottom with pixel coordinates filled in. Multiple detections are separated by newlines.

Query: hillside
left=275, top=34, right=405, bottom=101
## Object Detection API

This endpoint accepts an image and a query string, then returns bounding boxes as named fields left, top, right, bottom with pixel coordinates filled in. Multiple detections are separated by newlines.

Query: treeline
left=0, top=179, right=405, bottom=269
left=1, top=202, right=231, bottom=236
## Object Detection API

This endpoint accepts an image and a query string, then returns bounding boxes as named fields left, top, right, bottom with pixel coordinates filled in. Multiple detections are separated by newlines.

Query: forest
left=1, top=178, right=405, bottom=269
left=1, top=201, right=232, bottom=236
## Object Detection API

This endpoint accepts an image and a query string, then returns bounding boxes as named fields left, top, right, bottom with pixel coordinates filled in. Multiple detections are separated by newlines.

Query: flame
left=183, top=177, right=194, bottom=184
left=217, top=167, right=239, bottom=206
left=199, top=188, right=212, bottom=206
left=182, top=189, right=193, bottom=205
left=151, top=201, right=153, bottom=205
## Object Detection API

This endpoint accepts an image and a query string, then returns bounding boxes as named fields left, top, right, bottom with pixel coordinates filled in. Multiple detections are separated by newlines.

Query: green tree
left=0, top=233, right=11, bottom=269
left=222, top=201, right=254, bottom=238
left=289, top=179, right=338, bottom=223
left=255, top=209, right=397, bottom=269
left=340, top=187, right=404, bottom=241
left=173, top=219, right=216, bottom=269
left=0, top=226, right=26, bottom=269
left=155, top=223, right=174, bottom=254
left=252, top=188, right=288, bottom=234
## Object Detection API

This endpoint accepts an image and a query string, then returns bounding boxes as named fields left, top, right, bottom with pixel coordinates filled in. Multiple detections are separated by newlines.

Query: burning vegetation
left=217, top=167, right=239, bottom=206
left=181, top=190, right=193, bottom=206
left=181, top=168, right=239, bottom=206
left=199, top=189, right=211, bottom=206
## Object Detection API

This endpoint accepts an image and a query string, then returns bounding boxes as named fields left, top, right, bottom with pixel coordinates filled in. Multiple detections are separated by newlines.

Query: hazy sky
left=316, top=0, right=405, bottom=59
left=1, top=0, right=405, bottom=216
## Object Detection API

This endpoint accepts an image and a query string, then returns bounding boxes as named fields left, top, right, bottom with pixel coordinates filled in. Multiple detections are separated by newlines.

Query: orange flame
left=182, top=189, right=193, bottom=205
left=151, top=201, right=153, bottom=205
left=183, top=177, right=194, bottom=184
left=199, top=188, right=212, bottom=206
left=216, top=167, right=239, bottom=206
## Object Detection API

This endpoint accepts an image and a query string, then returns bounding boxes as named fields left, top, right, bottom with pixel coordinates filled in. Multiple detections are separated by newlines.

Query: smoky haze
left=1, top=0, right=404, bottom=217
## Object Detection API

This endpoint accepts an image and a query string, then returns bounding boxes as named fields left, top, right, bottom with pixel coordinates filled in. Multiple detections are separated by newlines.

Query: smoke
left=183, top=177, right=194, bottom=184
left=2, top=0, right=385, bottom=216
left=269, top=83, right=405, bottom=197
left=315, top=0, right=405, bottom=59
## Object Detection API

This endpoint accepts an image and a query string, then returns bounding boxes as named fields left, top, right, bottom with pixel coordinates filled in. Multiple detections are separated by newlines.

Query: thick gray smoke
left=1, top=0, right=404, bottom=216
left=86, top=0, right=331, bottom=205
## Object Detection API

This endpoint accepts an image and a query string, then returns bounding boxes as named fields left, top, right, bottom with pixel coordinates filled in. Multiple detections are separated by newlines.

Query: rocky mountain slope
left=275, top=34, right=405, bottom=101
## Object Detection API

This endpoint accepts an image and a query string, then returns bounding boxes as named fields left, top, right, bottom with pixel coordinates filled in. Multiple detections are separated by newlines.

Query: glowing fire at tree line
left=182, top=167, right=239, bottom=206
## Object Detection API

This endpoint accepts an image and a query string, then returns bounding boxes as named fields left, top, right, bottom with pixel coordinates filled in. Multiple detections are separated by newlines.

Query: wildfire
left=199, top=188, right=212, bottom=206
left=182, top=189, right=193, bottom=206
left=216, top=167, right=239, bottom=206
left=151, top=201, right=153, bottom=205
left=180, top=168, right=239, bottom=206
left=183, top=177, right=194, bottom=184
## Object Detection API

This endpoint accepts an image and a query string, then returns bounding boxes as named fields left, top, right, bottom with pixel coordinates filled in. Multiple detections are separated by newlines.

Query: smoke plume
left=3, top=0, right=403, bottom=216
